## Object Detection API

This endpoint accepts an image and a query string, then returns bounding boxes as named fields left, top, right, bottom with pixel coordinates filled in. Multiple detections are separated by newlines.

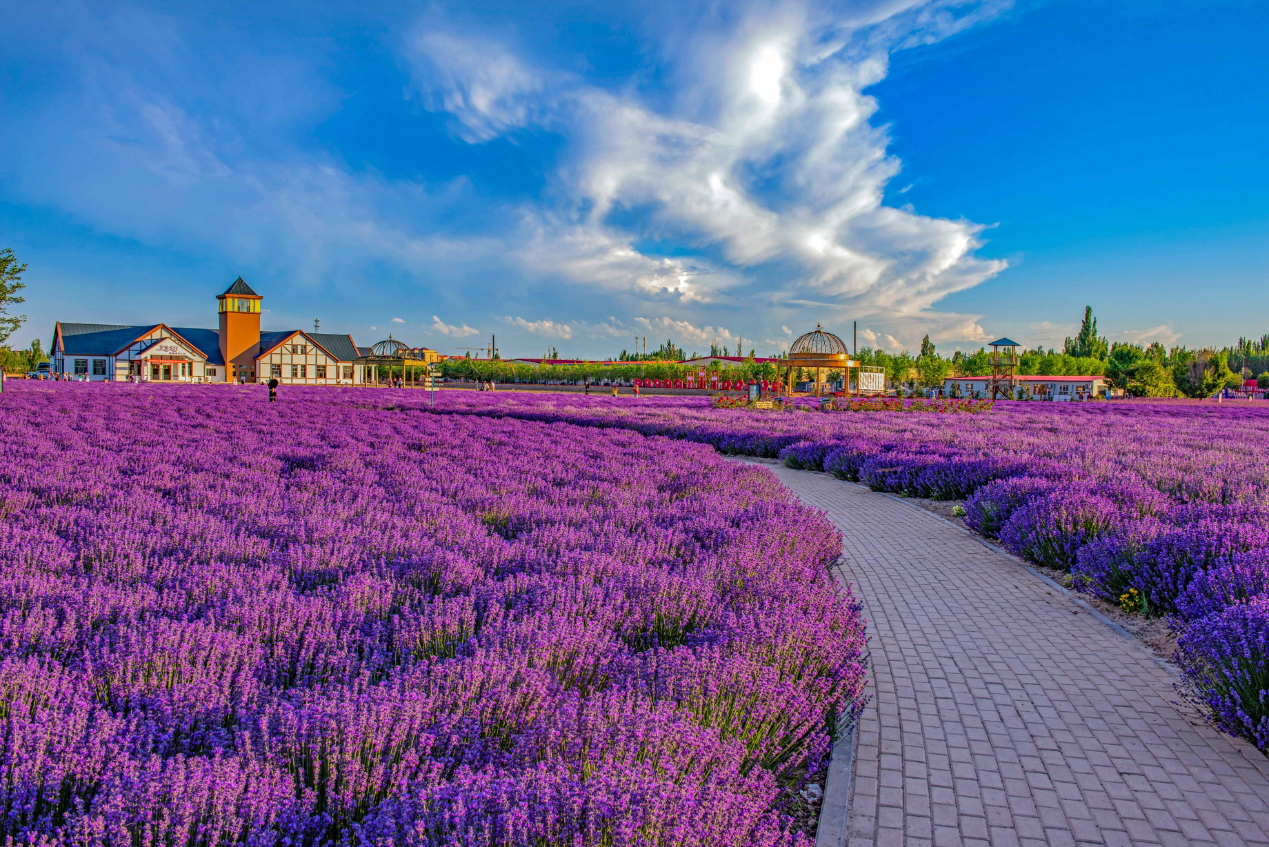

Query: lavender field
left=0, top=384, right=866, bottom=845
left=395, top=390, right=1269, bottom=754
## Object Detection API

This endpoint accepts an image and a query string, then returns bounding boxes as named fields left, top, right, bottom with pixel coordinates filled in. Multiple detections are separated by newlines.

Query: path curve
left=739, top=459, right=1269, bottom=847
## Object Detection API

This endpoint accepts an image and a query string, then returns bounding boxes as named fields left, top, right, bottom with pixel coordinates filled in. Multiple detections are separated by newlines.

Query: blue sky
left=2, top=0, right=1266, bottom=358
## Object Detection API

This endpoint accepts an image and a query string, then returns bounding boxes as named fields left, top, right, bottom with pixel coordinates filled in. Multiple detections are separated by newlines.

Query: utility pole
left=853, top=321, right=856, bottom=355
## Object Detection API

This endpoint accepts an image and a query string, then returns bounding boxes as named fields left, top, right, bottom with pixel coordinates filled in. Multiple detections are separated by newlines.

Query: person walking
left=268, top=376, right=279, bottom=402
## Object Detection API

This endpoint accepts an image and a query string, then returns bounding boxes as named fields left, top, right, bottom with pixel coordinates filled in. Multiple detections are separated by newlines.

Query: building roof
left=169, top=327, right=225, bottom=366
left=309, top=333, right=360, bottom=362
left=221, top=277, right=259, bottom=297
left=257, top=330, right=298, bottom=358
left=256, top=330, right=361, bottom=362
left=55, top=323, right=160, bottom=356
left=356, top=346, right=373, bottom=358
left=988, top=337, right=1020, bottom=347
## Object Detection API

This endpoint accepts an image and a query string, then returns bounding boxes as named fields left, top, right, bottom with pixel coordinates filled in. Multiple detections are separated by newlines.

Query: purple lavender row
left=356, top=388, right=1269, bottom=754
left=0, top=383, right=868, bottom=845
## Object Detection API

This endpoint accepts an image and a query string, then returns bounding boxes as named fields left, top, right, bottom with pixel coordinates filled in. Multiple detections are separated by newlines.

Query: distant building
left=944, top=374, right=1108, bottom=400
left=50, top=278, right=367, bottom=385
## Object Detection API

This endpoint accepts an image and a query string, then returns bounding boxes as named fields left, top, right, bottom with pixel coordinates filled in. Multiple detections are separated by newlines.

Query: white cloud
left=391, top=317, right=405, bottom=323
left=504, top=315, right=573, bottom=339
left=404, top=2, right=1009, bottom=324
left=430, top=315, right=479, bottom=337
left=1120, top=325, right=1182, bottom=347
left=633, top=316, right=738, bottom=347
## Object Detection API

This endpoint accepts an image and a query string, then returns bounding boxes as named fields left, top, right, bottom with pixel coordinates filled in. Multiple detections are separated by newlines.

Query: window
left=315, top=365, right=326, bottom=379
left=343, top=365, right=353, bottom=380
left=291, top=344, right=307, bottom=355
left=291, top=364, right=298, bottom=379
left=207, top=368, right=217, bottom=377
left=92, top=359, right=106, bottom=376
left=74, top=359, right=88, bottom=375
left=271, top=364, right=281, bottom=378
left=299, top=364, right=307, bottom=378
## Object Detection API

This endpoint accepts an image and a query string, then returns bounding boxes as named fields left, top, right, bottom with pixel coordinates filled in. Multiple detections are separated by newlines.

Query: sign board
left=748, top=382, right=759, bottom=401
left=859, top=371, right=885, bottom=392
left=148, top=341, right=187, bottom=357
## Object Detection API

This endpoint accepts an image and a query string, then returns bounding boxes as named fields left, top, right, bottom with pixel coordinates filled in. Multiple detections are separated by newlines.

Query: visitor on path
left=611, top=386, right=618, bottom=397
left=268, top=377, right=278, bottom=402
left=633, top=384, right=640, bottom=398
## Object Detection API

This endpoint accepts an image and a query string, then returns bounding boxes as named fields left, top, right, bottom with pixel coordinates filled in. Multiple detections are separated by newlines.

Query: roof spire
left=221, top=277, right=260, bottom=297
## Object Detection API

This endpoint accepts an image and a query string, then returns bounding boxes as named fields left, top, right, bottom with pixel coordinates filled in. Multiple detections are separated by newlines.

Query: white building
left=943, top=374, right=1109, bottom=400
left=49, top=278, right=366, bottom=385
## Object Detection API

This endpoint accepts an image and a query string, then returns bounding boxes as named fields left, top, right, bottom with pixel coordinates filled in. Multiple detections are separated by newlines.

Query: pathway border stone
left=734, top=458, right=1269, bottom=847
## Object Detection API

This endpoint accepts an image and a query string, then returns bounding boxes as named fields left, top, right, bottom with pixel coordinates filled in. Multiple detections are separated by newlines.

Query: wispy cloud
left=430, top=315, right=479, bottom=338
left=1120, top=325, right=1182, bottom=347
left=504, top=315, right=573, bottom=339
left=391, top=317, right=405, bottom=323
left=633, top=316, right=738, bottom=347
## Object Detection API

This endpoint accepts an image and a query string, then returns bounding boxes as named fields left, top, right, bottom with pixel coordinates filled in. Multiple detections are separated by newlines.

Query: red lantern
left=633, top=378, right=642, bottom=387
left=673, top=379, right=683, bottom=388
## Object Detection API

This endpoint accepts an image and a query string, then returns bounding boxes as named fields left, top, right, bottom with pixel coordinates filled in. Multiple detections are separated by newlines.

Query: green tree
left=1130, top=360, right=1179, bottom=397
left=915, top=354, right=950, bottom=389
left=919, top=334, right=936, bottom=359
left=1064, top=306, right=1109, bottom=360
left=1105, top=343, right=1145, bottom=390
left=0, top=249, right=27, bottom=347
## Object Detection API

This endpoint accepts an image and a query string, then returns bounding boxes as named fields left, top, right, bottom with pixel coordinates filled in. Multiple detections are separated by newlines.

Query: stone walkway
left=744, top=461, right=1269, bottom=847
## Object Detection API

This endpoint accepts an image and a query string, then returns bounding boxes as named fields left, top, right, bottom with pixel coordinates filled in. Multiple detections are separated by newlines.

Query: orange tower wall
left=219, top=301, right=262, bottom=381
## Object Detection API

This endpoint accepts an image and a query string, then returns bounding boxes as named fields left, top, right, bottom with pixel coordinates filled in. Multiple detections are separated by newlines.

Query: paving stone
left=739, top=463, right=1269, bottom=846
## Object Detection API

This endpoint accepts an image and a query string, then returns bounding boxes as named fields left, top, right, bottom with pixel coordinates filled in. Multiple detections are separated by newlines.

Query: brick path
left=747, top=461, right=1269, bottom=847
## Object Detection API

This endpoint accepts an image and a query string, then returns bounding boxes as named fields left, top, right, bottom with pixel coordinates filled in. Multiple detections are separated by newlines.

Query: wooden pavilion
left=782, top=324, right=863, bottom=397
left=362, top=336, right=434, bottom=387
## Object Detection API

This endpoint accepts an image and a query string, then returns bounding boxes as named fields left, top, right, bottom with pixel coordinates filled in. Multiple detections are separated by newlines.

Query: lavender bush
left=1177, top=597, right=1269, bottom=752
left=0, top=384, right=868, bottom=845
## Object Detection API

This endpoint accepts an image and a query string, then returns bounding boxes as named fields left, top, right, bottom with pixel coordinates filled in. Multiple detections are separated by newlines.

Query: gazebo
left=362, top=335, right=434, bottom=387
left=782, top=324, right=858, bottom=397
left=988, top=337, right=1020, bottom=399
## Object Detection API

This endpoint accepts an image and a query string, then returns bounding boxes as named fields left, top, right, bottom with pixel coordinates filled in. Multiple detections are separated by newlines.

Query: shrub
left=914, top=455, right=1025, bottom=501
left=822, top=441, right=887, bottom=481
left=1071, top=518, right=1164, bottom=604
left=1000, top=488, right=1121, bottom=570
left=962, top=476, right=1054, bottom=538
left=1176, top=596, right=1269, bottom=753
left=778, top=440, right=843, bottom=471
left=1175, top=552, right=1269, bottom=623
left=1129, top=519, right=1269, bottom=616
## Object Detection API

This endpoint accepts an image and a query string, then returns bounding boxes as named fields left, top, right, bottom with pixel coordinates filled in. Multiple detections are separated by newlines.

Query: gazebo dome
left=370, top=336, right=409, bottom=357
left=789, top=323, right=848, bottom=357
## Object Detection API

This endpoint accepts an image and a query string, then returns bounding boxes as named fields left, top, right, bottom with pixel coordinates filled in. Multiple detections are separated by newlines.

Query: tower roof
left=220, top=277, right=259, bottom=297
left=989, top=337, right=1020, bottom=347
left=789, top=323, right=849, bottom=356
